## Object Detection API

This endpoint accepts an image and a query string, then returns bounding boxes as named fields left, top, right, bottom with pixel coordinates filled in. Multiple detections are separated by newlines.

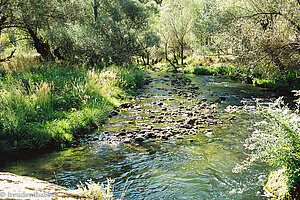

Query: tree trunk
left=141, top=56, right=146, bottom=65
left=165, top=43, right=168, bottom=62
left=94, top=0, right=98, bottom=21
left=0, top=16, right=7, bottom=33
left=181, top=38, right=184, bottom=65
left=165, top=43, right=177, bottom=72
left=172, top=49, right=178, bottom=65
left=27, top=27, right=54, bottom=60
left=146, top=53, right=150, bottom=65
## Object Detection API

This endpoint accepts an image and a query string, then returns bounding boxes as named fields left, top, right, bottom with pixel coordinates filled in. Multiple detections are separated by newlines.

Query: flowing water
left=0, top=73, right=291, bottom=199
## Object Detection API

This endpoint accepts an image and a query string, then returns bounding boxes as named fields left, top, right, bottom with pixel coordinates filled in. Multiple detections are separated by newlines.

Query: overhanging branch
left=236, top=12, right=300, bottom=33
left=0, top=49, right=16, bottom=62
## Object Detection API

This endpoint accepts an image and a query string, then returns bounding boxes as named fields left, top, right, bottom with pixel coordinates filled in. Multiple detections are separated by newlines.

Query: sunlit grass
left=78, top=179, right=114, bottom=200
left=0, top=61, right=144, bottom=152
left=0, top=49, right=41, bottom=73
left=183, top=64, right=237, bottom=76
left=77, top=178, right=133, bottom=200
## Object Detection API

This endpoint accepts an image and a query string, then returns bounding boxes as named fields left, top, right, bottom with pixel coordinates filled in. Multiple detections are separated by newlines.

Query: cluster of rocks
left=114, top=99, right=222, bottom=143
left=82, top=74, right=233, bottom=146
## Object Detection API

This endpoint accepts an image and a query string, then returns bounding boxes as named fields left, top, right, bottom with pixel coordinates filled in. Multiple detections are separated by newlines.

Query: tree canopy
left=0, top=0, right=299, bottom=74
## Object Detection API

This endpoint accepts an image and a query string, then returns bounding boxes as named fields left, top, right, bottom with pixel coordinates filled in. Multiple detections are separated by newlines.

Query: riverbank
left=183, top=65, right=299, bottom=93
left=149, top=56, right=300, bottom=93
left=0, top=62, right=144, bottom=152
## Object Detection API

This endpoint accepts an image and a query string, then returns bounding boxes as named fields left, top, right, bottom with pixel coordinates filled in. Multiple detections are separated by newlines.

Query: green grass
left=183, top=65, right=237, bottom=76
left=0, top=63, right=144, bottom=152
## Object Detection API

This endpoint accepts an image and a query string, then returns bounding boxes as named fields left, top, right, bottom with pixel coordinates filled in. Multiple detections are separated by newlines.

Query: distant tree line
left=0, top=0, right=299, bottom=72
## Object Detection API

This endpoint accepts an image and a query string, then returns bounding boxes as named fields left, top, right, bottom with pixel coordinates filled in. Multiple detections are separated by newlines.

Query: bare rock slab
left=0, top=172, right=85, bottom=200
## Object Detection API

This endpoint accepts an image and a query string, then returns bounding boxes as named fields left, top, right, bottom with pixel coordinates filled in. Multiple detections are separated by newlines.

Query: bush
left=233, top=95, right=300, bottom=198
left=193, top=67, right=214, bottom=75
left=214, top=65, right=237, bottom=76
left=183, top=65, right=214, bottom=75
left=183, top=65, right=237, bottom=76
left=252, top=78, right=276, bottom=88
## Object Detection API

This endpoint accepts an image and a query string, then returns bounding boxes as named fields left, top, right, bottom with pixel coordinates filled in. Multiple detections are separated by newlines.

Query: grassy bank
left=0, top=62, right=144, bottom=152
left=182, top=63, right=300, bottom=92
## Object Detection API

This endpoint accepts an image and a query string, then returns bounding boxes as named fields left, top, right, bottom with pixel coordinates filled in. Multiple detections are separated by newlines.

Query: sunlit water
left=1, top=73, right=291, bottom=199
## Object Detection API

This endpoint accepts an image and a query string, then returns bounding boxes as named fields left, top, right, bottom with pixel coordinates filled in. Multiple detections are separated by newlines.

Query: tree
left=49, top=0, right=154, bottom=64
left=216, top=0, right=300, bottom=72
left=0, top=0, right=80, bottom=60
left=159, top=0, right=196, bottom=67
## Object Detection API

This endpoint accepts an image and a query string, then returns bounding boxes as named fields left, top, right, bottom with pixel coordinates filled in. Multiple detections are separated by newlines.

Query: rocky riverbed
left=79, top=74, right=235, bottom=146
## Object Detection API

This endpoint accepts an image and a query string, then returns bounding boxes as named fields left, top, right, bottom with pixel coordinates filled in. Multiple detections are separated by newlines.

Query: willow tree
left=49, top=0, right=154, bottom=64
left=159, top=0, right=196, bottom=67
left=0, top=0, right=81, bottom=60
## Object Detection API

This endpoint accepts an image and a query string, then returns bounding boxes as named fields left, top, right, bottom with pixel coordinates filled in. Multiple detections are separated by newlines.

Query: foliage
left=252, top=78, right=275, bottom=88
left=0, top=63, right=144, bottom=152
left=233, top=96, right=300, bottom=197
left=0, top=0, right=157, bottom=64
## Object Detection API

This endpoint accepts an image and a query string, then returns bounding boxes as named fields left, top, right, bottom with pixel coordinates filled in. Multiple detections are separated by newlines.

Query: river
left=0, top=73, right=291, bottom=199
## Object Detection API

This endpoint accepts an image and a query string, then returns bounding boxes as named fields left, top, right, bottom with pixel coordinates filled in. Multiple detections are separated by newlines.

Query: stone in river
left=135, top=136, right=145, bottom=142
left=123, top=138, right=131, bottom=143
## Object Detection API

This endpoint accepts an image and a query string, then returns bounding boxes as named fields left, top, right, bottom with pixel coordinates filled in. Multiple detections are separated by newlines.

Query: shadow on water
left=1, top=72, right=293, bottom=199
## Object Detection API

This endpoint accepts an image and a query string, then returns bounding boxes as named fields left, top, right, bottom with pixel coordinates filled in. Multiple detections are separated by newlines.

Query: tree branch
left=0, top=49, right=16, bottom=62
left=237, top=12, right=300, bottom=33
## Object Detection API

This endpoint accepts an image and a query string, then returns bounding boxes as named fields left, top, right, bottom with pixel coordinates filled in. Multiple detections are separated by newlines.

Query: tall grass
left=0, top=49, right=41, bottom=73
left=78, top=179, right=114, bottom=200
left=77, top=178, right=133, bottom=200
left=0, top=62, right=144, bottom=152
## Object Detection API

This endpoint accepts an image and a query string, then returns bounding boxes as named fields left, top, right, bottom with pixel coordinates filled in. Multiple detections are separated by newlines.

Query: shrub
left=77, top=179, right=114, bottom=200
left=233, top=95, right=300, bottom=197
left=183, top=65, right=214, bottom=75
left=193, top=67, right=214, bottom=75
left=214, top=65, right=237, bottom=76
left=252, top=78, right=276, bottom=88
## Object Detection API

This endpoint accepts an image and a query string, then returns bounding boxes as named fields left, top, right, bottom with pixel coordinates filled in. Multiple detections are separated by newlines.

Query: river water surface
left=0, top=73, right=289, bottom=199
